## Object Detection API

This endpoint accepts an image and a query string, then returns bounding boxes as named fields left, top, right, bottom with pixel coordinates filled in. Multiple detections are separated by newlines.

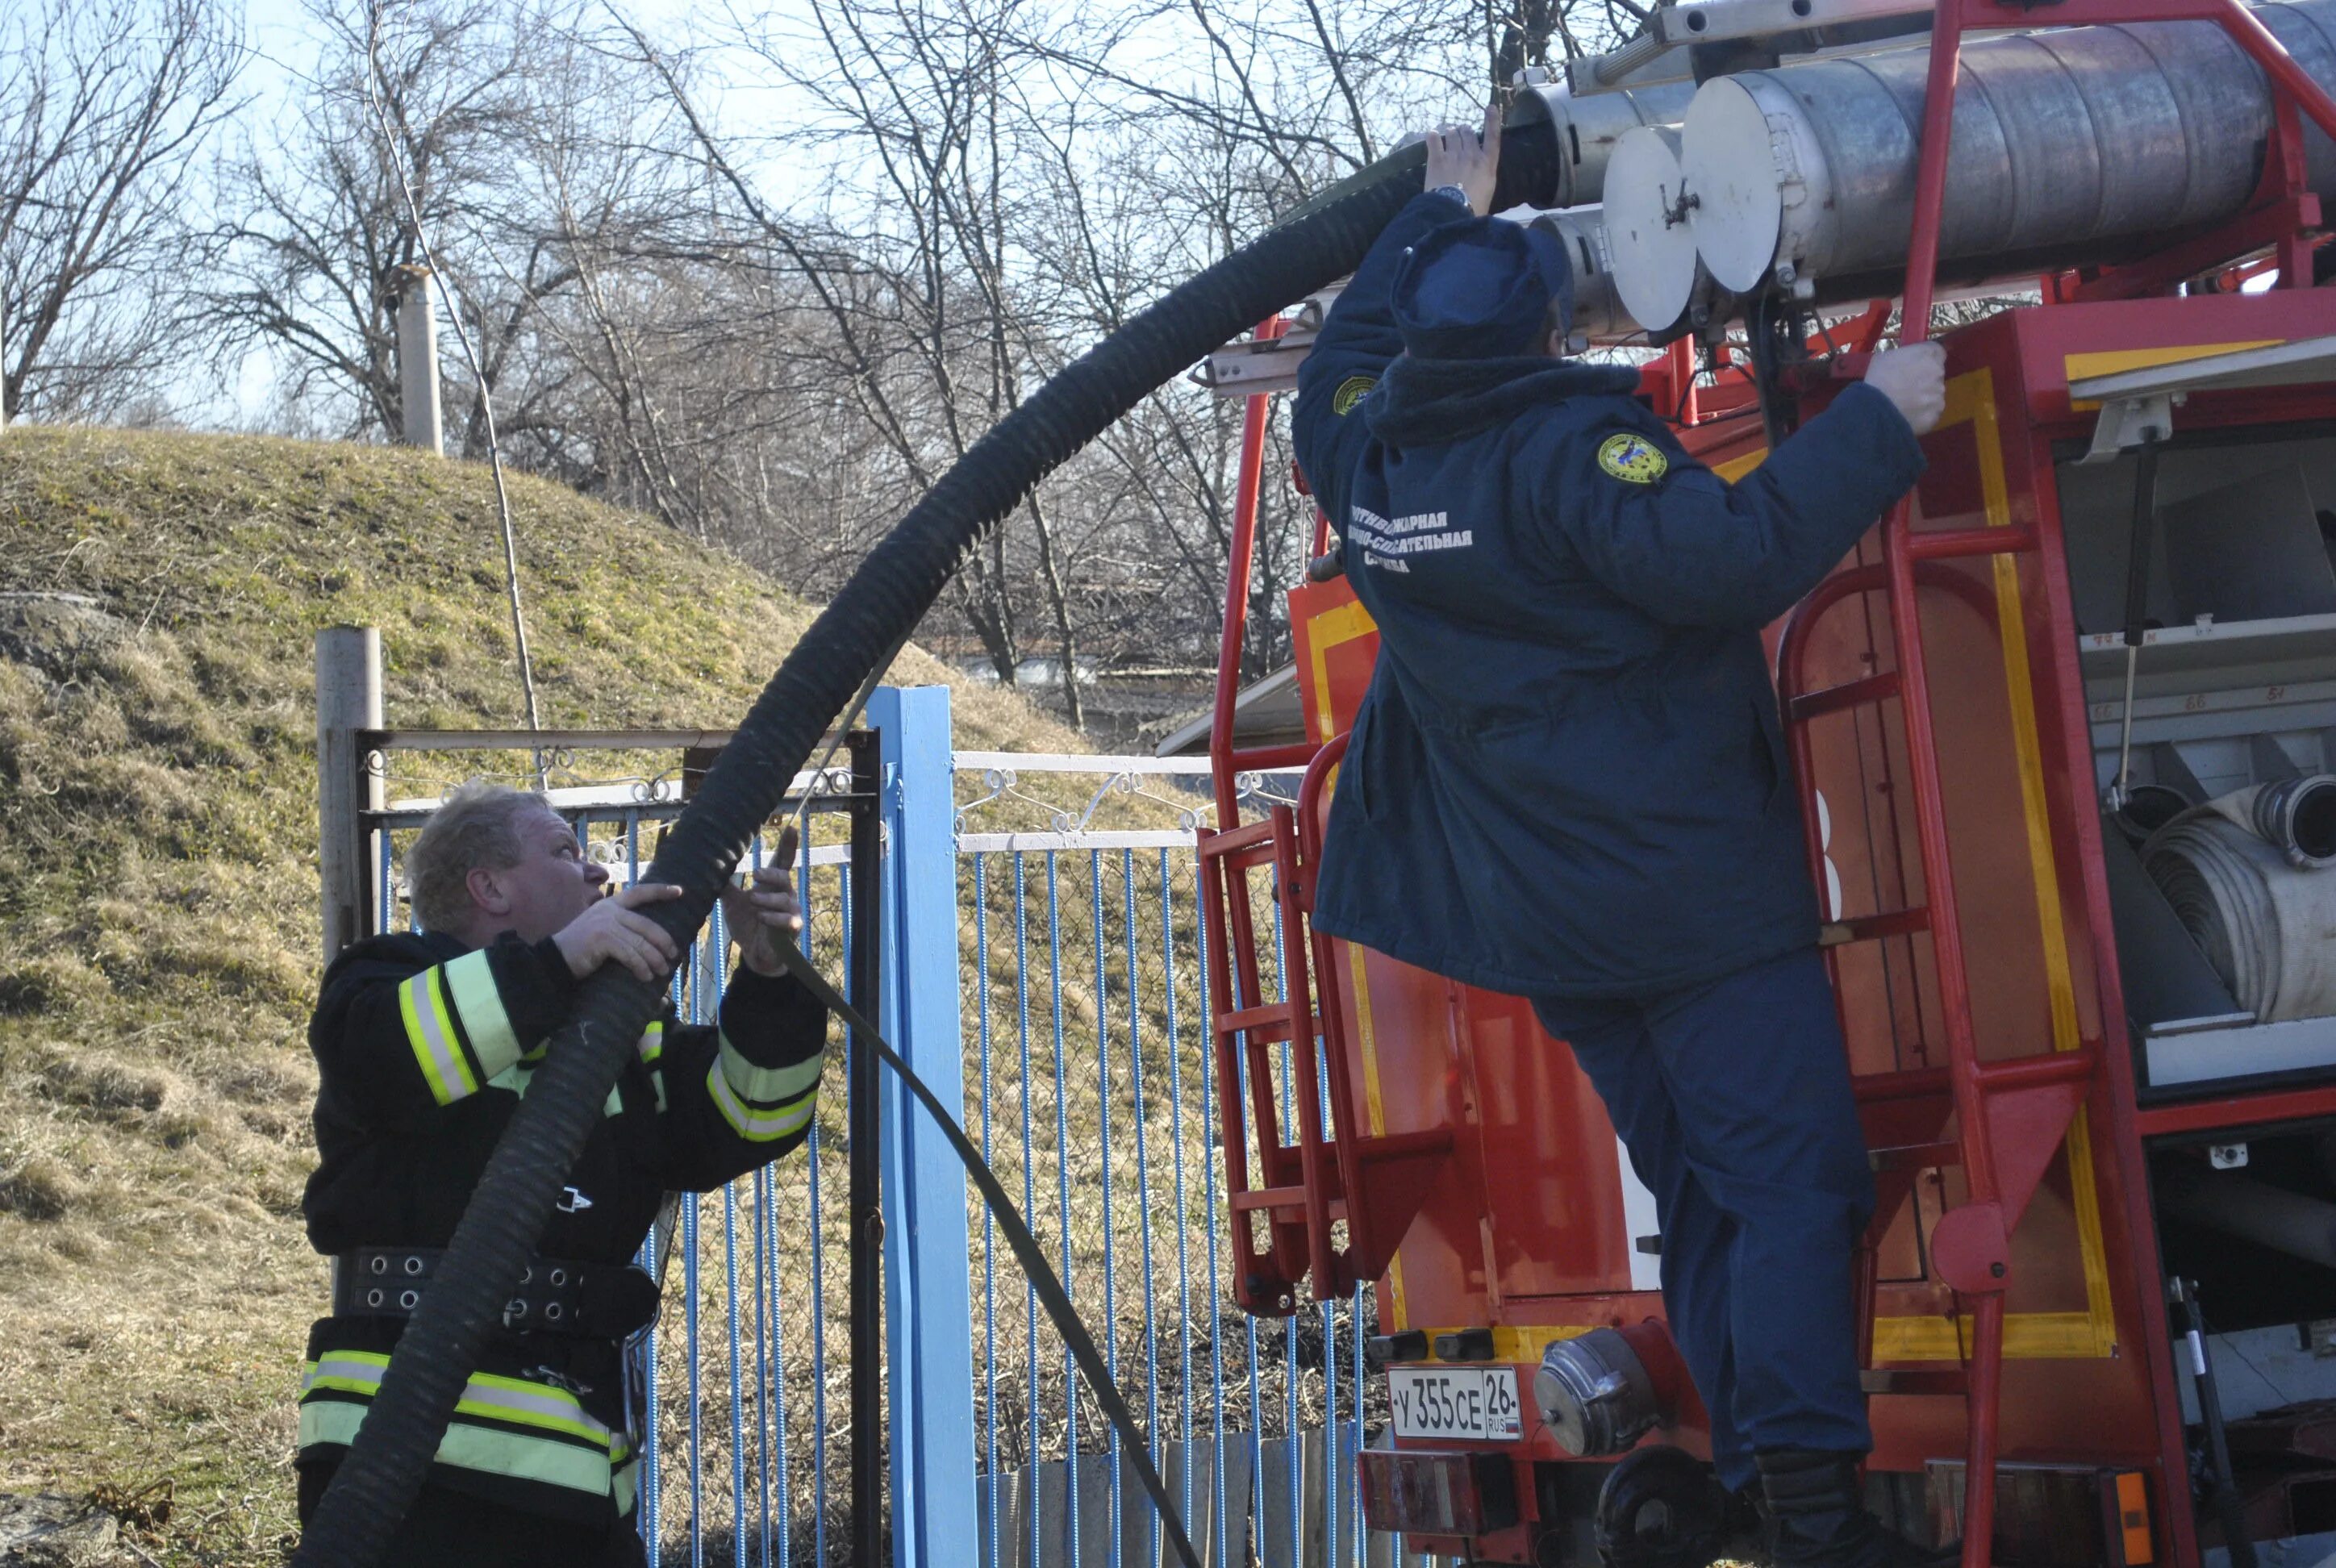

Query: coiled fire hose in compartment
left=292, top=119, right=1566, bottom=1568
left=2143, top=775, right=2336, bottom=1023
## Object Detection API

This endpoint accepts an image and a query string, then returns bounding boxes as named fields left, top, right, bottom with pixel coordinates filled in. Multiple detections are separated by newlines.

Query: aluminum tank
left=1512, top=78, right=1699, bottom=208
left=1676, top=0, right=2336, bottom=298
left=1520, top=205, right=1646, bottom=341
left=1598, top=127, right=1704, bottom=337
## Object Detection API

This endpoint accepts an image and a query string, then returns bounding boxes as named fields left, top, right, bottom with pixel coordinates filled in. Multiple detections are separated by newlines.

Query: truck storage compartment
left=2057, top=429, right=2336, bottom=1097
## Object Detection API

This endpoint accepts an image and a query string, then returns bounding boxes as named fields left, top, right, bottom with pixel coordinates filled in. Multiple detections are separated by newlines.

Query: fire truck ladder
left=1768, top=2, right=2336, bottom=1562
left=1777, top=540, right=2101, bottom=1568
left=1198, top=320, right=1454, bottom=1317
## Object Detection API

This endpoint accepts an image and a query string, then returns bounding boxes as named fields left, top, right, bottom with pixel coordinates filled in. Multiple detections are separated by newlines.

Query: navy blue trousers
left=1533, top=946, right=1875, bottom=1487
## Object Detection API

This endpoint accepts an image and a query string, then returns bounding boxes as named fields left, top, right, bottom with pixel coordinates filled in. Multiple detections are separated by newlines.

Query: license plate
left=1386, top=1364, right=1521, bottom=1441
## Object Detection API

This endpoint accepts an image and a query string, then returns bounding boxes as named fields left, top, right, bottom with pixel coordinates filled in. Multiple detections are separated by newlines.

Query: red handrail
left=1210, top=315, right=1298, bottom=831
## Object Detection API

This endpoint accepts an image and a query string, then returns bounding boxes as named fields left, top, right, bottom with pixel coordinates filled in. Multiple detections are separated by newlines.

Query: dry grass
left=0, top=423, right=1080, bottom=1565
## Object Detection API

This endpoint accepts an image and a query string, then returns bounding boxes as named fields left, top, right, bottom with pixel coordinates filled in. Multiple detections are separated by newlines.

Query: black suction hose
left=295, top=115, right=1564, bottom=1568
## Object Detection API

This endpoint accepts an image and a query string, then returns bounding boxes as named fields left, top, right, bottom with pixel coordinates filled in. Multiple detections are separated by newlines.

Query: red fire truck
left=1193, top=2, right=2336, bottom=1563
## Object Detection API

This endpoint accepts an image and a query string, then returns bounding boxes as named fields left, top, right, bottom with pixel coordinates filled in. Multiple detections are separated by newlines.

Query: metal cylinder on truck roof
left=1511, top=77, right=1699, bottom=208
left=1675, top=0, right=2336, bottom=299
left=1596, top=126, right=1704, bottom=338
left=1518, top=204, right=1646, bottom=342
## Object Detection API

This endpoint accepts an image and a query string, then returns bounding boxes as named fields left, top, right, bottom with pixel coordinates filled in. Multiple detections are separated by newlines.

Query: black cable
left=294, top=115, right=1566, bottom=1568
left=762, top=933, right=1205, bottom=1568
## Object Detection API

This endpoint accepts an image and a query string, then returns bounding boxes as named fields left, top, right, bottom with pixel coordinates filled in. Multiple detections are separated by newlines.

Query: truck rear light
left=2107, top=1470, right=2153, bottom=1566
left=1358, top=1448, right=1518, bottom=1537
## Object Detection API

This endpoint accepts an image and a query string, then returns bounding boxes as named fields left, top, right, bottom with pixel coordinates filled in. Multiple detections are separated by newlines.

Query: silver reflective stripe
left=459, top=1374, right=614, bottom=1445
left=305, top=1351, right=392, bottom=1393
left=398, top=969, right=472, bottom=1104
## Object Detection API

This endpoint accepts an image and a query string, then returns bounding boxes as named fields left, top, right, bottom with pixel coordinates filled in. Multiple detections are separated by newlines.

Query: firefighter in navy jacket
left=297, top=782, right=827, bottom=1565
left=1292, top=109, right=1952, bottom=1568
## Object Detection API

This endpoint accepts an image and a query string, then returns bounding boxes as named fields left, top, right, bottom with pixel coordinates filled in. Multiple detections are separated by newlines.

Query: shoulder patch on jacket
left=1332, top=375, right=1376, bottom=416
left=1596, top=432, right=1668, bottom=485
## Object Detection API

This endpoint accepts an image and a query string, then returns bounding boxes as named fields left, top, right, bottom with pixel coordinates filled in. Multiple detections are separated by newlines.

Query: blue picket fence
left=364, top=687, right=1442, bottom=1567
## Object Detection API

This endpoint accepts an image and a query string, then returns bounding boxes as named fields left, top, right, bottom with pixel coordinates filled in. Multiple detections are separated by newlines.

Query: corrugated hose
left=293, top=115, right=1566, bottom=1568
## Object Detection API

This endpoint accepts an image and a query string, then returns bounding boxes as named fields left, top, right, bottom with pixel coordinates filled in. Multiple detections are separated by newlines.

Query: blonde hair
left=406, top=782, right=553, bottom=934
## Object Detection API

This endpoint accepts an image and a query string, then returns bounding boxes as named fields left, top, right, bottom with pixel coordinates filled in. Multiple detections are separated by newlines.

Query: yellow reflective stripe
left=398, top=969, right=474, bottom=1105
left=441, top=949, right=523, bottom=1081
left=302, top=1355, right=611, bottom=1446
left=613, top=1453, right=640, bottom=1516
left=640, top=1022, right=667, bottom=1111
left=306, top=1350, right=387, bottom=1378
left=707, top=1061, right=816, bottom=1143
left=716, top=1032, right=821, bottom=1107
left=298, top=1400, right=615, bottom=1498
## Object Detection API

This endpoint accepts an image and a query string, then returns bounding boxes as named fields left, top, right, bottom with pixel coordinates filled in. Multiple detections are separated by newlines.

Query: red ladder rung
left=1870, top=1139, right=1963, bottom=1172
left=1212, top=1003, right=1316, bottom=1045
left=1852, top=1047, right=2097, bottom=1103
left=1819, top=907, right=1932, bottom=947
left=1790, top=670, right=1902, bottom=723
left=1976, top=1047, right=2099, bottom=1091
left=1198, top=819, right=1279, bottom=856
left=1853, top=1065, right=1951, bottom=1104
left=1904, top=524, right=2039, bottom=562
left=1229, top=1185, right=1347, bottom=1219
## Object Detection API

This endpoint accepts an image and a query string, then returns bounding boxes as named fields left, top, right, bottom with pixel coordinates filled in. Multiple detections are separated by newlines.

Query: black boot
left=1596, top=1447, right=1766, bottom=1568
left=1756, top=1449, right=1961, bottom=1568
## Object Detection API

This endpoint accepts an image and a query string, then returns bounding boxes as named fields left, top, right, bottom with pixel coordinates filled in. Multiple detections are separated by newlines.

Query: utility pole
left=390, top=264, right=442, bottom=454
left=316, top=626, right=385, bottom=962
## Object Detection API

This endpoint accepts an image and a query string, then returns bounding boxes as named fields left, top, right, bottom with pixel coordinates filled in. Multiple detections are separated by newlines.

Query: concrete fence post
left=391, top=265, right=443, bottom=454
left=871, top=684, right=979, bottom=1568
left=317, top=625, right=384, bottom=962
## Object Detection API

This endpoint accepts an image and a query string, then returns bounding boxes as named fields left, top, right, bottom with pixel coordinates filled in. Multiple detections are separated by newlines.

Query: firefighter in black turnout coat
left=297, top=782, right=827, bottom=1565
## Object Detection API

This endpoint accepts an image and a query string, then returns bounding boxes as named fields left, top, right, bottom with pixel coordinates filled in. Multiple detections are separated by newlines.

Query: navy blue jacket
left=1293, top=190, right=1925, bottom=999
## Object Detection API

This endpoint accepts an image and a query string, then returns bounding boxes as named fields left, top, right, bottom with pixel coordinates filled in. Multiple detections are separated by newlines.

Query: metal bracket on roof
left=2079, top=391, right=2175, bottom=465
left=1566, top=0, right=1934, bottom=94
left=1191, top=290, right=1340, bottom=398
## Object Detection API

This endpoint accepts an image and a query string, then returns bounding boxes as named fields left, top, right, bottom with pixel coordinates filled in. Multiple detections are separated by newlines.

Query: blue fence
left=364, top=687, right=1440, bottom=1567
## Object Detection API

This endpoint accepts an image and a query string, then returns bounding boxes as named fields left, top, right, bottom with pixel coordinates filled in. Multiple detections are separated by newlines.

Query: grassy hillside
left=0, top=425, right=1076, bottom=1563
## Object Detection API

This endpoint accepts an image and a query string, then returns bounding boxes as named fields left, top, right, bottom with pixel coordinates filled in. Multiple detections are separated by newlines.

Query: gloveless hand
left=553, top=882, right=684, bottom=982
left=720, top=825, right=806, bottom=978
left=1421, top=101, right=1504, bottom=217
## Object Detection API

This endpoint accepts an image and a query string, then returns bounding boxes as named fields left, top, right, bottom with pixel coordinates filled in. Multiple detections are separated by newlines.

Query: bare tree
left=198, top=0, right=1637, bottom=735
left=0, top=0, right=244, bottom=423
left=206, top=0, right=585, bottom=445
